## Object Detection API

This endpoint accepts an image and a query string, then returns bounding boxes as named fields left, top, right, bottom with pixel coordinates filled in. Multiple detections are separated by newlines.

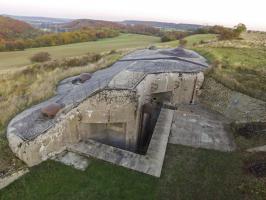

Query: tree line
left=0, top=18, right=247, bottom=52
left=159, top=23, right=247, bottom=44
left=0, top=28, right=119, bottom=51
left=196, top=23, right=247, bottom=40
left=0, top=24, right=162, bottom=52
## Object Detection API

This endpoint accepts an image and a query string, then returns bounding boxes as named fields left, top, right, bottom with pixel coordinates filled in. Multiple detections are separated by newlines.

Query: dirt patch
left=244, top=153, right=266, bottom=178
left=232, top=122, right=266, bottom=138
left=247, top=161, right=266, bottom=177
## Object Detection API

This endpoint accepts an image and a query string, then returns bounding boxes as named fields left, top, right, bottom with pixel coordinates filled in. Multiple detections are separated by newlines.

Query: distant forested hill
left=0, top=16, right=39, bottom=39
left=122, top=20, right=204, bottom=31
left=61, top=19, right=161, bottom=36
left=0, top=16, right=120, bottom=51
left=62, top=19, right=124, bottom=30
left=63, top=19, right=204, bottom=32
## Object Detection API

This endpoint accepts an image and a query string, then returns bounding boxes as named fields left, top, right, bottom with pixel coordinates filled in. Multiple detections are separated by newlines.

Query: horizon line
left=1, top=12, right=266, bottom=32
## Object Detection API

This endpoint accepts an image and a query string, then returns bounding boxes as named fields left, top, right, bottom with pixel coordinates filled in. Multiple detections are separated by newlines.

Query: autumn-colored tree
left=0, top=28, right=120, bottom=51
left=0, top=16, right=38, bottom=39
left=0, top=38, right=5, bottom=51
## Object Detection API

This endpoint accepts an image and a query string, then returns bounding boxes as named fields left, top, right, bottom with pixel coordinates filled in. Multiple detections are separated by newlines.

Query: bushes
left=161, top=35, right=175, bottom=42
left=62, top=53, right=102, bottom=67
left=179, top=39, right=188, bottom=47
left=29, top=52, right=102, bottom=69
left=122, top=24, right=161, bottom=36
left=161, top=31, right=189, bottom=42
left=196, top=24, right=247, bottom=41
left=30, top=52, right=51, bottom=63
left=218, top=28, right=239, bottom=40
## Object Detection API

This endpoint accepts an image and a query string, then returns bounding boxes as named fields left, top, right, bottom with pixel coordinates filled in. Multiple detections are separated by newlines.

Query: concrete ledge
left=0, top=168, right=29, bottom=190
left=247, top=145, right=266, bottom=152
left=68, top=108, right=174, bottom=177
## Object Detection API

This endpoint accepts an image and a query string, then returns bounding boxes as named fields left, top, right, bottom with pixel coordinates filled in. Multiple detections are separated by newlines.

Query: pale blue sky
left=1, top=0, right=265, bottom=30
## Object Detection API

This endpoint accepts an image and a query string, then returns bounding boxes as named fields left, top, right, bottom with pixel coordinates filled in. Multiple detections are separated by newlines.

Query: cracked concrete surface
left=169, top=104, right=236, bottom=151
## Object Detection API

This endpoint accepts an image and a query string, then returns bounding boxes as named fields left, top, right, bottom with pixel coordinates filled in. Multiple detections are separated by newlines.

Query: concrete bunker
left=7, top=48, right=208, bottom=176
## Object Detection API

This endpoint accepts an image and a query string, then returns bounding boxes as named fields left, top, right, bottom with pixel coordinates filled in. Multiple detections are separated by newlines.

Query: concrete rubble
left=52, top=151, right=90, bottom=171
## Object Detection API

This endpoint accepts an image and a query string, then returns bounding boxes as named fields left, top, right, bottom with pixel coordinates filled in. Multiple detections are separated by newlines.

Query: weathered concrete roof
left=7, top=48, right=208, bottom=141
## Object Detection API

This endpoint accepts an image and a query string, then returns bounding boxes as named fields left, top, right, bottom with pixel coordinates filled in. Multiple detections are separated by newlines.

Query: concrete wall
left=8, top=90, right=138, bottom=166
left=136, top=72, right=204, bottom=107
left=8, top=106, right=81, bottom=166
left=135, top=72, right=204, bottom=149
left=77, top=90, right=138, bottom=151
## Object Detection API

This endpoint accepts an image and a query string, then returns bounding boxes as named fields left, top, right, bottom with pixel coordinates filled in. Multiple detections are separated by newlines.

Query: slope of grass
left=194, top=47, right=266, bottom=101
left=0, top=145, right=265, bottom=200
left=158, top=34, right=217, bottom=48
left=0, top=34, right=160, bottom=70
left=162, top=32, right=266, bottom=101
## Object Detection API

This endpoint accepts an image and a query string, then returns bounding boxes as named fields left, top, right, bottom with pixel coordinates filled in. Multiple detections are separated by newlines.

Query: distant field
left=0, top=34, right=160, bottom=70
left=158, top=34, right=218, bottom=48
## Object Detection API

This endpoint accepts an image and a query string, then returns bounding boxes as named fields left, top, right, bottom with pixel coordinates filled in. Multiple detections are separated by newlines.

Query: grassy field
left=0, top=34, right=160, bottom=71
left=0, top=144, right=265, bottom=200
left=158, top=34, right=218, bottom=48
left=195, top=47, right=266, bottom=100
left=162, top=33, right=266, bottom=101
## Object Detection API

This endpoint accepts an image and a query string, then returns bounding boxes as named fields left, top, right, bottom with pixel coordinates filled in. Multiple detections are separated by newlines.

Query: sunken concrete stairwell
left=68, top=108, right=174, bottom=177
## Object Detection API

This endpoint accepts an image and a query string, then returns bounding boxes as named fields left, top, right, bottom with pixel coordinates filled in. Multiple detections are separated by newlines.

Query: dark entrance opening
left=137, top=102, right=161, bottom=154
left=137, top=92, right=172, bottom=154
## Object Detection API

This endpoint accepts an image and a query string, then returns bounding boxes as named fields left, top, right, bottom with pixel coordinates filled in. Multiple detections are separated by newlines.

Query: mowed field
left=0, top=34, right=160, bottom=70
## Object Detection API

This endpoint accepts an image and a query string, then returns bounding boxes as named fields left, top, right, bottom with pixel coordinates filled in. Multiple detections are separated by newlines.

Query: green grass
left=158, top=34, right=218, bottom=48
left=0, top=34, right=160, bottom=71
left=234, top=134, right=266, bottom=150
left=1, top=145, right=265, bottom=200
left=162, top=32, right=266, bottom=101
left=185, top=34, right=218, bottom=46
left=194, top=47, right=266, bottom=101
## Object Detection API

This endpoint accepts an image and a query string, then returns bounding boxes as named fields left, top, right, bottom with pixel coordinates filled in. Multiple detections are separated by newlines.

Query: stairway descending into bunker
left=67, top=108, right=174, bottom=177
